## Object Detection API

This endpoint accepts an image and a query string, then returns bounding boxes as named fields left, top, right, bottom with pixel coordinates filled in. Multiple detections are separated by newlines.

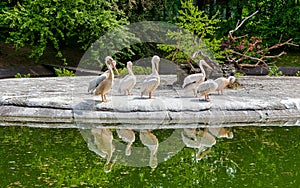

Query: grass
left=273, top=51, right=300, bottom=67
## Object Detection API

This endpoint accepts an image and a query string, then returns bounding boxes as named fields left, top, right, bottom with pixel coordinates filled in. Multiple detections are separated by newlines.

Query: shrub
left=1, top=0, right=128, bottom=63
left=14, top=73, right=31, bottom=78
left=54, top=68, right=75, bottom=77
left=158, top=0, right=224, bottom=64
left=267, top=65, right=283, bottom=76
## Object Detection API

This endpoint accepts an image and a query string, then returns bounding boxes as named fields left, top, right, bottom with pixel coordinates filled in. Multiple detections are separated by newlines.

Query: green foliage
left=296, top=71, right=300, bottom=77
left=1, top=0, right=128, bottom=62
left=158, top=0, right=224, bottom=64
left=117, top=0, right=181, bottom=22
left=54, top=68, right=74, bottom=77
left=215, top=0, right=300, bottom=50
left=267, top=65, right=283, bottom=76
left=234, top=72, right=244, bottom=78
left=14, top=72, right=31, bottom=78
left=118, top=66, right=152, bottom=76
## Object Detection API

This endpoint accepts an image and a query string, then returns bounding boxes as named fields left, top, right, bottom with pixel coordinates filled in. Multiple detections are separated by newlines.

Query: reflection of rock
left=91, top=128, right=115, bottom=173
left=116, top=129, right=135, bottom=156
left=139, top=130, right=159, bottom=169
left=208, top=127, right=233, bottom=139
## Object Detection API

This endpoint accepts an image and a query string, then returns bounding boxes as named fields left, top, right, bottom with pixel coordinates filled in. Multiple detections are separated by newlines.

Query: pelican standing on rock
left=118, top=61, right=136, bottom=95
left=214, top=76, right=236, bottom=95
left=88, top=56, right=119, bottom=102
left=198, top=79, right=218, bottom=102
left=182, top=60, right=212, bottom=97
left=116, top=129, right=135, bottom=156
left=140, top=55, right=160, bottom=99
left=139, top=130, right=159, bottom=169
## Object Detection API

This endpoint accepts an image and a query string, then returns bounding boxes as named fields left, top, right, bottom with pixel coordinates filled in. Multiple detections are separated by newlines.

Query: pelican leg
left=102, top=94, right=108, bottom=102
left=205, top=95, right=211, bottom=102
left=101, top=94, right=105, bottom=102
left=149, top=92, right=152, bottom=99
left=193, top=89, right=198, bottom=98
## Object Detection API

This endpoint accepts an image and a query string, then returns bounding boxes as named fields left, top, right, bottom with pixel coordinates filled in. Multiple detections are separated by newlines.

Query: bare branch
left=231, top=50, right=266, bottom=63
left=229, top=10, right=259, bottom=38
left=264, top=51, right=286, bottom=59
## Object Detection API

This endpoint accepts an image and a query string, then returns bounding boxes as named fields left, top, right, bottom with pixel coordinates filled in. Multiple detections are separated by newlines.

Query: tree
left=1, top=0, right=128, bottom=64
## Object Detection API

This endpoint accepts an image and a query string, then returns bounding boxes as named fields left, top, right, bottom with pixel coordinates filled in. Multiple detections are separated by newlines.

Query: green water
left=1, top=126, right=299, bottom=187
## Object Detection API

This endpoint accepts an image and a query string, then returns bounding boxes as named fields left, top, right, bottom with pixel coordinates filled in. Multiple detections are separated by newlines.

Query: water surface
left=1, top=126, right=299, bottom=187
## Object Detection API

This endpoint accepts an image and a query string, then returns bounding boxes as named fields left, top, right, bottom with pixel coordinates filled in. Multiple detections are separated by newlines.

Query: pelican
left=198, top=79, right=218, bottom=102
left=182, top=60, right=212, bottom=97
left=140, top=55, right=160, bottom=99
left=90, top=56, right=119, bottom=102
left=116, top=129, right=135, bottom=156
left=88, top=56, right=119, bottom=94
left=208, top=127, right=233, bottom=139
left=214, top=76, right=236, bottom=95
left=139, top=130, right=159, bottom=169
left=91, top=128, right=115, bottom=173
left=118, top=61, right=136, bottom=95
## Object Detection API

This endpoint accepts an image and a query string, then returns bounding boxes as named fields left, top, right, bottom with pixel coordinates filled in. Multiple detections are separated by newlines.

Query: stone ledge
left=0, top=75, right=300, bottom=128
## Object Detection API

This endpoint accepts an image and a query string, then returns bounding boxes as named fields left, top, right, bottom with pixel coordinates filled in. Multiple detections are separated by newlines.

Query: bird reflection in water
left=139, top=130, right=159, bottom=169
left=84, top=127, right=233, bottom=172
left=116, top=129, right=135, bottom=156
left=91, top=128, right=116, bottom=173
left=181, top=127, right=233, bottom=160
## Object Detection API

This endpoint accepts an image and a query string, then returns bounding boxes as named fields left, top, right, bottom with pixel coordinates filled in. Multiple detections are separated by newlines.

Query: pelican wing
left=214, top=77, right=227, bottom=91
left=118, top=75, right=136, bottom=93
left=182, top=73, right=204, bottom=88
left=198, top=80, right=218, bottom=95
left=141, top=76, right=159, bottom=94
left=88, top=73, right=108, bottom=93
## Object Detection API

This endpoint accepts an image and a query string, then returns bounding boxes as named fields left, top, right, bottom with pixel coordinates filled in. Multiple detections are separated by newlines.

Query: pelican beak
left=202, top=61, right=213, bottom=70
left=111, top=60, right=119, bottom=76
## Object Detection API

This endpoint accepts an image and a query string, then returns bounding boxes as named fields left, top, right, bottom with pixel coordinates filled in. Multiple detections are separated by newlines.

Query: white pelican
left=208, top=127, right=233, bottom=139
left=118, top=61, right=136, bottom=95
left=140, top=55, right=160, bottom=99
left=90, top=56, right=119, bottom=102
left=116, top=129, right=135, bottom=156
left=91, top=128, right=115, bottom=173
left=214, top=76, right=236, bottom=95
left=88, top=56, right=119, bottom=94
left=198, top=79, right=218, bottom=102
left=182, top=60, right=212, bottom=97
left=139, top=130, right=159, bottom=169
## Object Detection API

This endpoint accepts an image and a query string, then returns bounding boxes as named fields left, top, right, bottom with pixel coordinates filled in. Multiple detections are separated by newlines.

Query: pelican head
left=228, top=76, right=236, bottom=85
left=105, top=56, right=119, bottom=76
left=152, top=55, right=160, bottom=73
left=199, top=60, right=212, bottom=70
left=127, top=61, right=133, bottom=69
